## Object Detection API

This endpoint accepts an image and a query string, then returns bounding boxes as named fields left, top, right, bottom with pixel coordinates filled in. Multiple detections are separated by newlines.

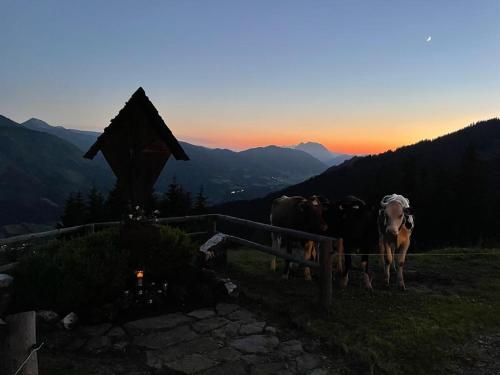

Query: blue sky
left=1, top=0, right=499, bottom=153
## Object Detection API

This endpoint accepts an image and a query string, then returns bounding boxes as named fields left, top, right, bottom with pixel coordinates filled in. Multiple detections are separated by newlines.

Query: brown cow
left=378, top=194, right=414, bottom=290
left=270, top=195, right=327, bottom=280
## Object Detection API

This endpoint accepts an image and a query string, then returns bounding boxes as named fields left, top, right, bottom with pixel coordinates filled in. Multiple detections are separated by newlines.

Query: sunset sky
left=1, top=1, right=499, bottom=154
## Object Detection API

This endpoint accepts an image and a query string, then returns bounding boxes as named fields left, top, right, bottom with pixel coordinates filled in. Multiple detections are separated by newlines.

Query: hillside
left=159, top=144, right=327, bottom=203
left=216, top=118, right=500, bottom=248
left=22, top=118, right=100, bottom=151
left=0, top=116, right=113, bottom=226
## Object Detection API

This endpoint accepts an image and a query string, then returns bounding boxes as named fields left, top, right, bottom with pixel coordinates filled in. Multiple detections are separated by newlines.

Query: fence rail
left=0, top=214, right=337, bottom=309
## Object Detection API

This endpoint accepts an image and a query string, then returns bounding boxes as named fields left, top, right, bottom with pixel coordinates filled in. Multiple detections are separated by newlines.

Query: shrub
left=138, top=225, right=198, bottom=282
left=12, top=228, right=130, bottom=314
left=11, top=225, right=198, bottom=315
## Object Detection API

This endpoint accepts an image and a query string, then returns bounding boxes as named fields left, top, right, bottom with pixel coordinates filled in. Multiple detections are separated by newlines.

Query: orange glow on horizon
left=176, top=115, right=480, bottom=155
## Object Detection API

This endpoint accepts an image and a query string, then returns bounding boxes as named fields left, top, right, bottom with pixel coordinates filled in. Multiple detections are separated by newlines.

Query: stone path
left=39, top=303, right=336, bottom=374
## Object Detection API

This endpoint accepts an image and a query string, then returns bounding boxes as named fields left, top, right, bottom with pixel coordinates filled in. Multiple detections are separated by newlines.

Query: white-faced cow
left=270, top=195, right=328, bottom=280
left=323, top=196, right=378, bottom=289
left=378, top=194, right=414, bottom=290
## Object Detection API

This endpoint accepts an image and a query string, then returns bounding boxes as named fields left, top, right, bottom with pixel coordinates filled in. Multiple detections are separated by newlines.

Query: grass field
left=227, top=247, right=500, bottom=374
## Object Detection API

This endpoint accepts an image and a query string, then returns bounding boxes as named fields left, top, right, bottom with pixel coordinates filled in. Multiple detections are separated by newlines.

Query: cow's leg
left=340, top=252, right=352, bottom=288
left=397, top=240, right=410, bottom=291
left=361, top=254, right=372, bottom=290
left=303, top=240, right=314, bottom=281
left=383, top=241, right=394, bottom=287
left=270, top=233, right=281, bottom=271
left=282, top=237, right=292, bottom=279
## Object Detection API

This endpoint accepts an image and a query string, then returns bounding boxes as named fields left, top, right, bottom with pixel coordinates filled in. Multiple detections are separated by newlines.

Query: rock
left=216, top=303, right=239, bottom=316
left=250, top=362, right=291, bottom=375
left=278, top=340, right=304, bottom=357
left=264, top=326, right=277, bottom=335
left=147, top=337, right=220, bottom=363
left=62, top=312, right=78, bottom=330
left=79, top=323, right=112, bottom=337
left=192, top=317, right=230, bottom=334
left=124, top=312, right=192, bottom=335
left=227, top=309, right=256, bottom=323
left=84, top=335, right=112, bottom=354
left=296, top=353, right=322, bottom=373
left=308, top=369, right=330, bottom=375
left=241, top=354, right=267, bottom=365
left=206, top=347, right=242, bottom=362
left=239, top=321, right=266, bottom=335
left=211, top=321, right=241, bottom=339
left=112, top=340, right=129, bottom=352
left=133, top=325, right=198, bottom=349
left=36, top=310, right=59, bottom=324
left=187, top=308, right=216, bottom=320
left=106, top=326, right=127, bottom=338
left=230, top=335, right=279, bottom=354
left=165, top=354, right=218, bottom=373
left=0, top=274, right=13, bottom=289
left=199, top=361, right=248, bottom=375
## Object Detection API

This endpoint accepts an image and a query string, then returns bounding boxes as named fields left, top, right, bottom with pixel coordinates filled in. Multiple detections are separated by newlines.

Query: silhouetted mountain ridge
left=216, top=118, right=500, bottom=247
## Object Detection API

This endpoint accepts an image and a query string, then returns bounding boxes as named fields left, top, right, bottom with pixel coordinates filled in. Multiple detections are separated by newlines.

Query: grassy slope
left=227, top=248, right=500, bottom=374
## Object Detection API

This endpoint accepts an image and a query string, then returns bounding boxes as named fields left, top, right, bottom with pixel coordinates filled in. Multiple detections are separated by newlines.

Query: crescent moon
left=426, top=36, right=432, bottom=42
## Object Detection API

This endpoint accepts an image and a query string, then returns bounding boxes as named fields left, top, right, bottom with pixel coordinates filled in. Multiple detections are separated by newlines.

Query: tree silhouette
left=87, top=186, right=105, bottom=223
left=61, top=191, right=87, bottom=227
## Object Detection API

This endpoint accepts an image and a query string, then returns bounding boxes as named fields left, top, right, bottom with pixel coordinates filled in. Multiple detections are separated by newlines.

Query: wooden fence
left=0, top=214, right=337, bottom=309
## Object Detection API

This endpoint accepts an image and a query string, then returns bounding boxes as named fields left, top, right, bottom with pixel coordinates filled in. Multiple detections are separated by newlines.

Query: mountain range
left=216, top=118, right=500, bottom=248
left=0, top=115, right=334, bottom=228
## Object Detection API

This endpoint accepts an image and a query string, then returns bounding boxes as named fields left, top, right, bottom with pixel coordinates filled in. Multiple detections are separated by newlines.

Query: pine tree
left=161, top=177, right=193, bottom=217
left=61, top=191, right=88, bottom=227
left=87, top=186, right=105, bottom=223
left=193, top=186, right=208, bottom=214
left=105, top=182, right=128, bottom=220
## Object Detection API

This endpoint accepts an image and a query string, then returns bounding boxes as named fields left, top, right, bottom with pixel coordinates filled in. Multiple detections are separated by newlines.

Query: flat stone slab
left=206, top=347, right=242, bottom=362
left=250, top=362, right=292, bottom=375
left=125, top=313, right=193, bottom=335
left=216, top=303, right=239, bottom=316
left=147, top=336, right=220, bottom=363
left=133, top=325, right=198, bottom=349
left=187, top=308, right=216, bottom=320
left=227, top=309, right=256, bottom=323
left=296, top=353, right=323, bottom=373
left=211, top=321, right=241, bottom=339
left=165, top=354, right=218, bottom=373
left=192, top=317, right=230, bottom=334
left=199, top=361, right=248, bottom=375
left=230, top=335, right=280, bottom=354
left=278, top=339, right=304, bottom=357
left=239, top=322, right=266, bottom=335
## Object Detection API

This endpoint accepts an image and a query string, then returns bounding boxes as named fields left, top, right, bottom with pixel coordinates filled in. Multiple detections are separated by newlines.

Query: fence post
left=208, top=215, right=217, bottom=235
left=319, top=239, right=333, bottom=312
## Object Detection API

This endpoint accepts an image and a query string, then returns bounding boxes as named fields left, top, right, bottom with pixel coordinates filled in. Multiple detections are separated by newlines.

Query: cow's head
left=379, top=202, right=413, bottom=236
left=299, top=196, right=328, bottom=233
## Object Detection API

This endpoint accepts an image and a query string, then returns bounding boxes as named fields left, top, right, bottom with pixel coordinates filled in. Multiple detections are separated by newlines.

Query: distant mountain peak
left=292, top=141, right=353, bottom=166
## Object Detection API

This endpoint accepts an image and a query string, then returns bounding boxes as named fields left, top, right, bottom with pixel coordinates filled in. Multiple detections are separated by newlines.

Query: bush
left=13, top=228, right=129, bottom=314
left=133, top=225, right=198, bottom=282
left=12, top=225, right=198, bottom=315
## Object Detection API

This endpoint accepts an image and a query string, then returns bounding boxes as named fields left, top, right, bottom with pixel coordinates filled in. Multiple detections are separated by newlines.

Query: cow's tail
left=336, top=238, right=344, bottom=275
